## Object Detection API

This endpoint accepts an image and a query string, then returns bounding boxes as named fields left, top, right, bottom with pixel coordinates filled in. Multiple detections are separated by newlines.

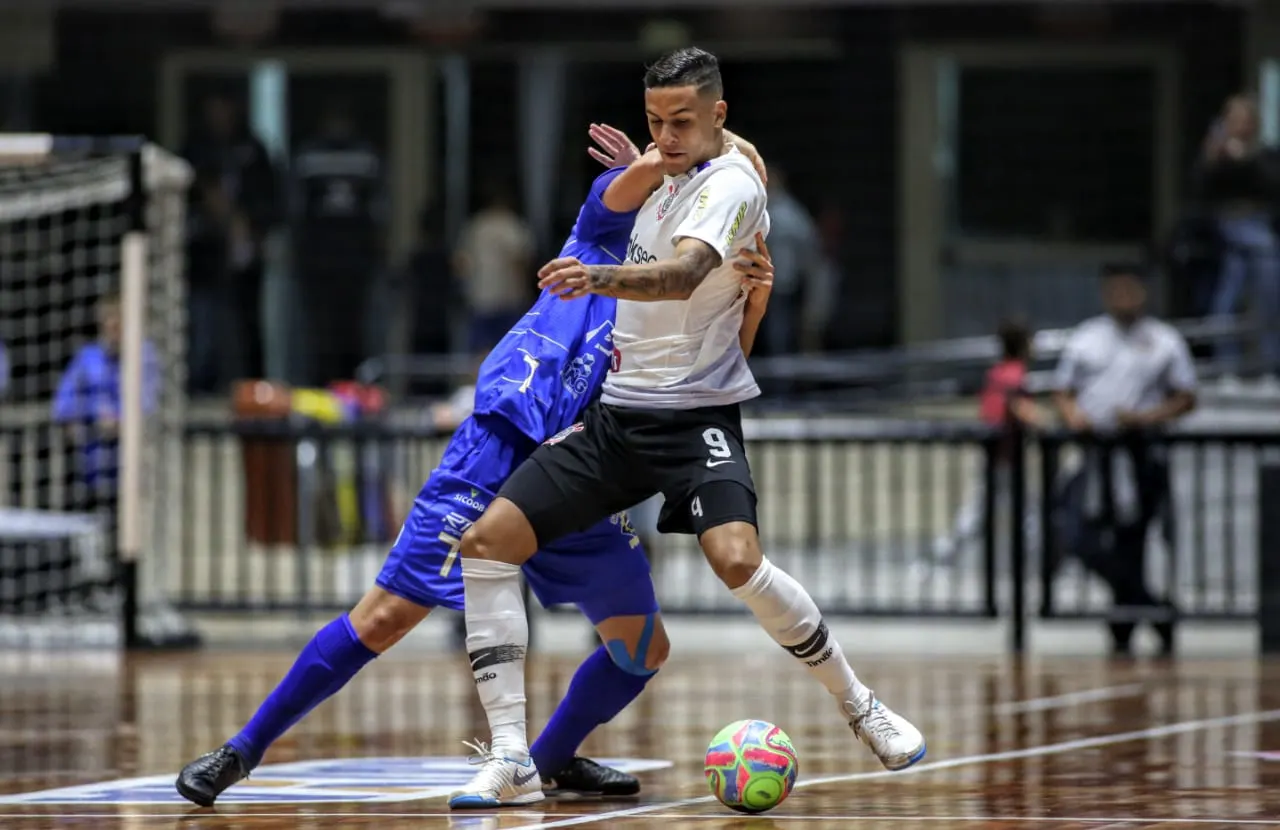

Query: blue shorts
left=375, top=415, right=657, bottom=624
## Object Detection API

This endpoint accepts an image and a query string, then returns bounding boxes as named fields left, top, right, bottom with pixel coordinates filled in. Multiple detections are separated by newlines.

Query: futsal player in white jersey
left=448, top=47, right=926, bottom=809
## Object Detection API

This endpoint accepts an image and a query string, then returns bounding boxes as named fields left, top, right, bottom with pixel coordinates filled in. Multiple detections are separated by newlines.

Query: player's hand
left=1115, top=409, right=1153, bottom=429
left=538, top=256, right=593, bottom=301
left=735, top=232, right=773, bottom=311
left=588, top=123, right=642, bottom=169
left=1063, top=409, right=1093, bottom=433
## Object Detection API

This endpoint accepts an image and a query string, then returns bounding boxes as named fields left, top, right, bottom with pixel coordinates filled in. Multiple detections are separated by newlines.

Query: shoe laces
left=461, top=739, right=497, bottom=766
left=460, top=738, right=516, bottom=793
left=854, top=700, right=902, bottom=744
left=212, top=746, right=239, bottom=767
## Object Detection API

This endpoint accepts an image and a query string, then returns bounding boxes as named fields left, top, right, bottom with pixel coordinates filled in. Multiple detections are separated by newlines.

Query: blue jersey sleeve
left=469, top=168, right=639, bottom=445
left=572, top=168, right=637, bottom=252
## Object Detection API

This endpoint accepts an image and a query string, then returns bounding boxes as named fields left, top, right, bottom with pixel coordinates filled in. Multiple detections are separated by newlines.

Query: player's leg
left=228, top=587, right=431, bottom=759
left=663, top=409, right=925, bottom=771
left=526, top=518, right=666, bottom=797
left=175, top=484, right=469, bottom=806
left=175, top=587, right=423, bottom=806
left=536, top=608, right=669, bottom=797
left=452, top=406, right=647, bottom=807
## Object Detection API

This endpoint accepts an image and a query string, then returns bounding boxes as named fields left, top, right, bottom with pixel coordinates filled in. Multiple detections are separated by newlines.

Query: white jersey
left=601, top=148, right=770, bottom=409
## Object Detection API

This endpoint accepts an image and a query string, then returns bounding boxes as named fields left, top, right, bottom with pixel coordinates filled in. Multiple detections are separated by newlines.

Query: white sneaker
left=843, top=691, right=926, bottom=771
left=448, top=740, right=545, bottom=809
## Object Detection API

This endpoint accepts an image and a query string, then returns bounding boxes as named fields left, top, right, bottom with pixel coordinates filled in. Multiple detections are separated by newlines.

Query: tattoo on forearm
left=587, top=244, right=720, bottom=300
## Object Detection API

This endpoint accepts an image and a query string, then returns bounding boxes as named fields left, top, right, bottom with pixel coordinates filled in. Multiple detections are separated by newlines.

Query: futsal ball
left=704, top=719, right=799, bottom=814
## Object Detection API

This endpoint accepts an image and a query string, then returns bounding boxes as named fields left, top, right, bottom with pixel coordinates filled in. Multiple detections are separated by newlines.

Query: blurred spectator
left=761, top=169, right=830, bottom=356
left=922, top=318, right=1043, bottom=575
left=51, top=291, right=160, bottom=511
left=181, top=93, right=279, bottom=393
left=1192, top=94, right=1280, bottom=376
left=1052, top=264, right=1196, bottom=657
left=454, top=182, right=534, bottom=356
left=0, top=338, right=8, bottom=398
left=291, top=99, right=388, bottom=386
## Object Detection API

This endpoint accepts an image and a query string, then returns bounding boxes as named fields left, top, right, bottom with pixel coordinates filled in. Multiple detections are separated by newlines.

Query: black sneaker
left=175, top=745, right=249, bottom=807
left=543, top=756, right=640, bottom=798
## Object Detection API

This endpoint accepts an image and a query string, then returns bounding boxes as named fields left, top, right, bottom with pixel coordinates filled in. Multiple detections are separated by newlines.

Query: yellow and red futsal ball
left=704, top=718, right=799, bottom=814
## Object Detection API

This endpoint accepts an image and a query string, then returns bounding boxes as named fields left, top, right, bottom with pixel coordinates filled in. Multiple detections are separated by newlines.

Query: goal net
left=0, top=137, right=194, bottom=649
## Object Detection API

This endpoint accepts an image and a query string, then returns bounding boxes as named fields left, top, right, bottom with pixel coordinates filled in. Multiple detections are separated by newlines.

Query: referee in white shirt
left=1053, top=263, right=1197, bottom=657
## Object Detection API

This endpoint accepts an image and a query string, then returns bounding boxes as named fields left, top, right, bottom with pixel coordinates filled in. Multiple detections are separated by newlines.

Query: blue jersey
left=472, top=167, right=638, bottom=443
left=378, top=167, right=657, bottom=616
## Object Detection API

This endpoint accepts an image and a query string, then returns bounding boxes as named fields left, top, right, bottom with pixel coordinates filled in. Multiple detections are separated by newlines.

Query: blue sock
left=228, top=615, right=377, bottom=769
left=531, top=646, right=653, bottom=776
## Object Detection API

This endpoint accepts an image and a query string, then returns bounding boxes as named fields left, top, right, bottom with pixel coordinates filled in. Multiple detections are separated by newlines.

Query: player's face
left=645, top=86, right=727, bottom=176
left=99, top=302, right=122, bottom=352
left=1102, top=275, right=1146, bottom=323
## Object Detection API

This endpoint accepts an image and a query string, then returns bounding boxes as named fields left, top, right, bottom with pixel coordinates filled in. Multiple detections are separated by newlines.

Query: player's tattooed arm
left=584, top=238, right=721, bottom=301
left=537, top=238, right=720, bottom=302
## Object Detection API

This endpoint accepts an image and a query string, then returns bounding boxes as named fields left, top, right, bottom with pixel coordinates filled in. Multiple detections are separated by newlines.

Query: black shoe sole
left=174, top=777, right=218, bottom=808
left=544, top=782, right=641, bottom=799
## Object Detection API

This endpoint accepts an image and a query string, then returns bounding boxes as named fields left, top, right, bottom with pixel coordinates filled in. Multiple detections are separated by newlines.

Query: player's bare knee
left=647, top=616, right=671, bottom=670
left=700, top=522, right=763, bottom=589
left=600, top=612, right=665, bottom=676
left=349, top=587, right=429, bottom=652
left=460, top=498, right=537, bottom=564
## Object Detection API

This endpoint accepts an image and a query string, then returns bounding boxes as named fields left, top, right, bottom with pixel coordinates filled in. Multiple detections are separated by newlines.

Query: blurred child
left=924, top=318, right=1043, bottom=572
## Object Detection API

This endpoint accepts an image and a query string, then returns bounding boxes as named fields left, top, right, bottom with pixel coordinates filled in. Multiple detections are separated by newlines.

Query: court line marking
left=505, top=707, right=1280, bottom=830
left=14, top=814, right=1280, bottom=824
left=991, top=683, right=1147, bottom=715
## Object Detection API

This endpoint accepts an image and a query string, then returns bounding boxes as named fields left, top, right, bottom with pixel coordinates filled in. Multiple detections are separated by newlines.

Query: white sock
left=731, top=556, right=867, bottom=702
left=461, top=557, right=530, bottom=757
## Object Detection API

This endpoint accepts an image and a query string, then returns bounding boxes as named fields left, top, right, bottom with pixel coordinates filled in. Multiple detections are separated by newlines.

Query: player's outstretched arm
left=538, top=236, right=721, bottom=302
left=602, top=148, right=666, bottom=214
left=584, top=123, right=666, bottom=214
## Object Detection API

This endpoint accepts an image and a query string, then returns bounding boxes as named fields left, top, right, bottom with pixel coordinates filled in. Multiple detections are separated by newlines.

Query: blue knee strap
left=605, top=613, right=658, bottom=677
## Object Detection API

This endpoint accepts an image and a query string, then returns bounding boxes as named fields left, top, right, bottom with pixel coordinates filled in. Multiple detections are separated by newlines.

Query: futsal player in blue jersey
left=176, top=123, right=772, bottom=808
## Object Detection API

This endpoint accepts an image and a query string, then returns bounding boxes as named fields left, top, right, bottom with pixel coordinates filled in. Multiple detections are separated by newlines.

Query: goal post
left=0, top=134, right=196, bottom=650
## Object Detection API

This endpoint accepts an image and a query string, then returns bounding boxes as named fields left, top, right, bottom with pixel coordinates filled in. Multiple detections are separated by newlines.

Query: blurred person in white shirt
left=1053, top=263, right=1196, bottom=657
left=454, top=184, right=536, bottom=357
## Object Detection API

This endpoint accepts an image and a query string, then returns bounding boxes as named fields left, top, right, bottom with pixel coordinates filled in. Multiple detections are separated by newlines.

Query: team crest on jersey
left=544, top=422, right=585, bottom=446
left=655, top=182, right=678, bottom=220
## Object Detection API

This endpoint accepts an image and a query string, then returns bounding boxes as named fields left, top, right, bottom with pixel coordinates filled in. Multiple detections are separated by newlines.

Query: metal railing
left=172, top=418, right=1002, bottom=618
left=3, top=416, right=1275, bottom=651
left=171, top=418, right=1273, bottom=634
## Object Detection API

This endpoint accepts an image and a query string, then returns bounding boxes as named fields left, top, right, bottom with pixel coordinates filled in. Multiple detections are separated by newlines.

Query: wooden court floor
left=2, top=648, right=1280, bottom=828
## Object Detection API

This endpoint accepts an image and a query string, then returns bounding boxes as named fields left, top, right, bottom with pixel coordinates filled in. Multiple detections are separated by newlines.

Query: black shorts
left=499, top=400, right=758, bottom=546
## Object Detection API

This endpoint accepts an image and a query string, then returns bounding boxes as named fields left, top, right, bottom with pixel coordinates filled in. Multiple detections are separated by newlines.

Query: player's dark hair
left=1100, top=261, right=1148, bottom=282
left=997, top=317, right=1032, bottom=361
left=644, top=47, right=723, bottom=98
left=98, top=289, right=122, bottom=309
